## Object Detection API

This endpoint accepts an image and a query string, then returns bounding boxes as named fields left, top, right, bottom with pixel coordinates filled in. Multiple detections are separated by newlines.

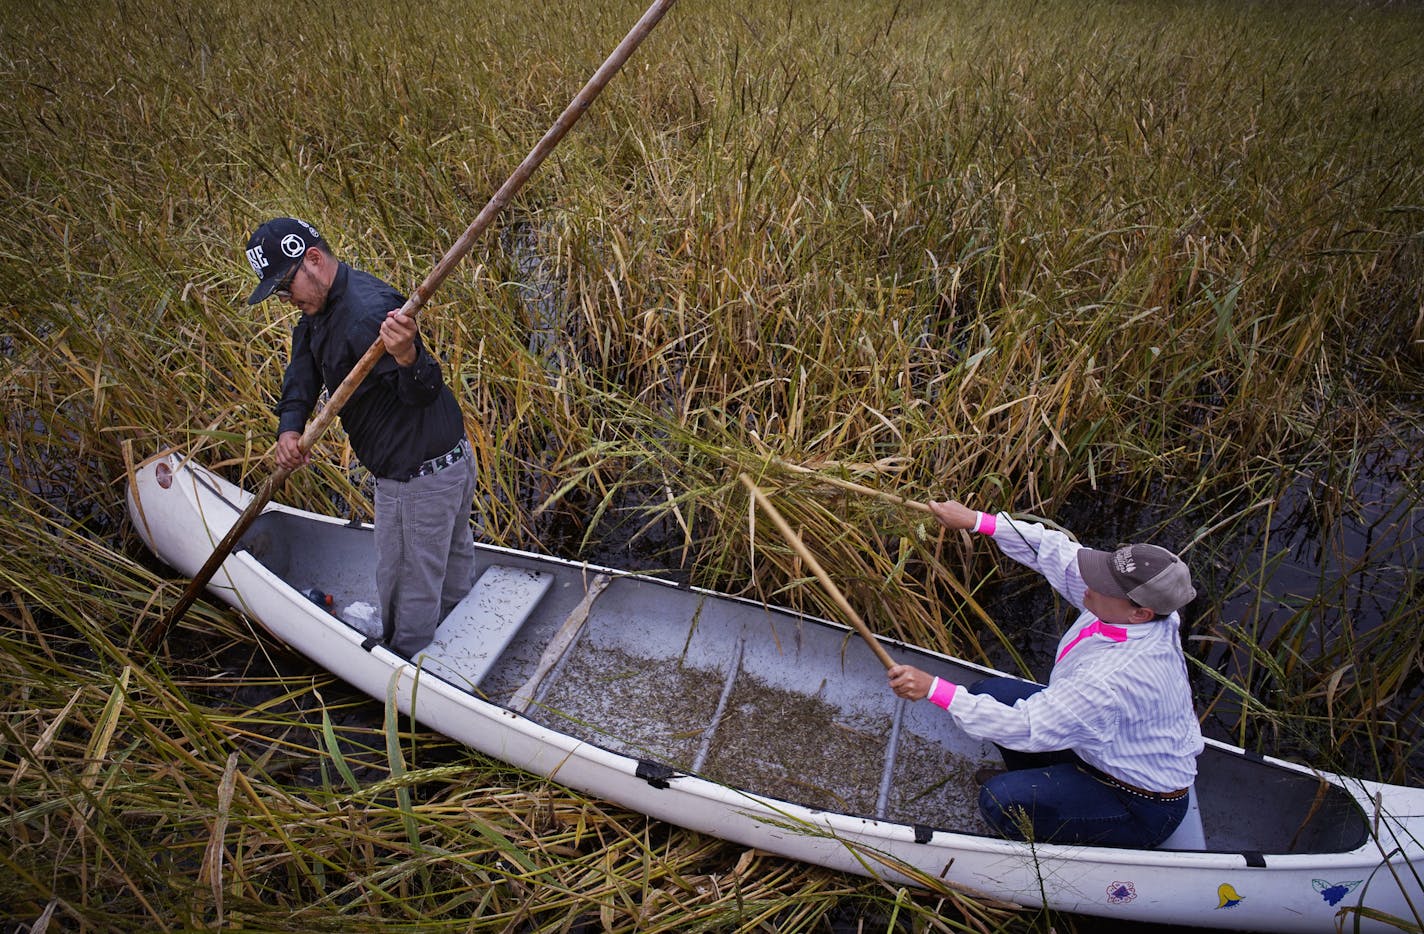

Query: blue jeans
left=969, top=677, right=1188, bottom=848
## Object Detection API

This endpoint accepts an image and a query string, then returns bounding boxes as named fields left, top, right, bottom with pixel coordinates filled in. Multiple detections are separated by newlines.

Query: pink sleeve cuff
left=927, top=677, right=957, bottom=709
left=974, top=511, right=997, bottom=536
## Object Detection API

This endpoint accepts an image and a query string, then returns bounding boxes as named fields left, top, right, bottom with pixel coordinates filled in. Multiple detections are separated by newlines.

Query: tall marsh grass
left=3, top=0, right=1422, bottom=928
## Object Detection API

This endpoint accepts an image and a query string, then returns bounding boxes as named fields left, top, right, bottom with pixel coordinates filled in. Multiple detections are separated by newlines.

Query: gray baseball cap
left=1078, top=543, right=1196, bottom=615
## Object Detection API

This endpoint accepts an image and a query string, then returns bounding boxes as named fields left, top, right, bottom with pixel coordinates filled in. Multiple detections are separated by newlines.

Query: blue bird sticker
left=1313, top=879, right=1362, bottom=907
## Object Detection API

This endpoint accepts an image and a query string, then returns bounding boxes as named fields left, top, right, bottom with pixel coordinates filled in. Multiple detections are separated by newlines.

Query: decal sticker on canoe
left=1216, top=883, right=1245, bottom=909
left=1106, top=881, right=1137, bottom=904
left=1314, top=879, right=1362, bottom=906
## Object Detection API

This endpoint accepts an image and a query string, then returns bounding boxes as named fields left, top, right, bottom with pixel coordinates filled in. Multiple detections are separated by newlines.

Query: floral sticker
left=1107, top=881, right=1137, bottom=904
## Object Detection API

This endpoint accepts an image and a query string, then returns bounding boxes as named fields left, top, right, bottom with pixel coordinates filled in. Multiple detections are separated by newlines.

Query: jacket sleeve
left=274, top=321, right=318, bottom=436
left=391, top=340, right=447, bottom=406
left=348, top=304, right=446, bottom=408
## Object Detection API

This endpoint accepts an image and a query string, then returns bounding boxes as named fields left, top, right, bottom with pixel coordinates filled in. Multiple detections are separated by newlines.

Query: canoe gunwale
left=126, top=453, right=1424, bottom=934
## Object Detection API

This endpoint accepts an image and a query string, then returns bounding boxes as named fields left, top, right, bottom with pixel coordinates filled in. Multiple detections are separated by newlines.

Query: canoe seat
left=417, top=565, right=554, bottom=689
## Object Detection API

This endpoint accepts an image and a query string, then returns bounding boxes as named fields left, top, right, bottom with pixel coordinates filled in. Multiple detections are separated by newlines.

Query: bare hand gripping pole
left=146, top=0, right=678, bottom=649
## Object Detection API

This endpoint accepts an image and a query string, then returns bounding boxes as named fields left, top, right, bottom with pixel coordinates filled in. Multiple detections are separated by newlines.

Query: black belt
left=402, top=438, right=469, bottom=481
left=1085, top=764, right=1189, bottom=801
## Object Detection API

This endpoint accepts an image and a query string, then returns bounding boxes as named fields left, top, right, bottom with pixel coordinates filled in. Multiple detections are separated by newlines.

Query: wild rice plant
left=3, top=0, right=1421, bottom=929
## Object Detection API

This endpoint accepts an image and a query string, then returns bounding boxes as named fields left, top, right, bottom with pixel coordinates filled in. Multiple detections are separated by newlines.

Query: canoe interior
left=238, top=508, right=1371, bottom=856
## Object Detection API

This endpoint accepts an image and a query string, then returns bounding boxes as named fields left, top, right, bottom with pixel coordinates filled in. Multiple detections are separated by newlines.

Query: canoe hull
left=127, top=453, right=1424, bottom=932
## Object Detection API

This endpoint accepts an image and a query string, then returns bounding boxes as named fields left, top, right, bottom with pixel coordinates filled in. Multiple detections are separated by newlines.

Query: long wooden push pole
left=146, top=0, right=678, bottom=649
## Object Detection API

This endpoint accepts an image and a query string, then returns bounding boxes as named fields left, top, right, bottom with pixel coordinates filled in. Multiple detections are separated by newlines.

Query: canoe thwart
left=509, top=573, right=612, bottom=712
left=417, top=565, right=555, bottom=689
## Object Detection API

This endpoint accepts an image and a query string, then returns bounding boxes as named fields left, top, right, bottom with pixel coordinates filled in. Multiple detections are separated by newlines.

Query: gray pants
left=374, top=454, right=478, bottom=657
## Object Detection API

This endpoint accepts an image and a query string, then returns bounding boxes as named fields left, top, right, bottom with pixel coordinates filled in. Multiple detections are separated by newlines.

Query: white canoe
left=126, top=452, right=1424, bottom=932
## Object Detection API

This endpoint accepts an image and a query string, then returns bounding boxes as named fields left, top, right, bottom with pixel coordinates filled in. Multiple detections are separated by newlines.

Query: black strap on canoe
left=914, top=824, right=934, bottom=844
left=636, top=760, right=675, bottom=789
left=1242, top=851, right=1266, bottom=868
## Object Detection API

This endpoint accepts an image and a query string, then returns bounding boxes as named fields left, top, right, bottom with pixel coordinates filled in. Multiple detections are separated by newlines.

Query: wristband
left=927, top=677, right=957, bottom=709
left=974, top=511, right=997, bottom=536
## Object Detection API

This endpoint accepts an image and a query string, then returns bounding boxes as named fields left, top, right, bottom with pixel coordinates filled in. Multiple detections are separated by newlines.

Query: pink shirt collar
left=1056, top=619, right=1129, bottom=662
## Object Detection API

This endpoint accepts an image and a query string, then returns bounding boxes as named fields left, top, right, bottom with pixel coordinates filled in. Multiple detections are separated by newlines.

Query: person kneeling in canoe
left=887, top=500, right=1202, bottom=848
left=244, top=217, right=477, bottom=659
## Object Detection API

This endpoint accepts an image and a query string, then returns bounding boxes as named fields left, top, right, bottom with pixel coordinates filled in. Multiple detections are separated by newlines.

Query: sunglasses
left=273, top=257, right=303, bottom=300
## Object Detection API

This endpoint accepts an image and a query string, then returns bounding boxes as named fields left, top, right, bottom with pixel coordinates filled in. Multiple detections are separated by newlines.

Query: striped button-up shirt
left=940, top=514, right=1203, bottom=793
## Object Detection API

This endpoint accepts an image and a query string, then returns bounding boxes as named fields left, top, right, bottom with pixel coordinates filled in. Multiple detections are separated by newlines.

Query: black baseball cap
left=244, top=217, right=327, bottom=304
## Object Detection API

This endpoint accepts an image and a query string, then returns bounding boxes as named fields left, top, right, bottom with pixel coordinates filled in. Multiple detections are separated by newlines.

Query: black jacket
left=275, top=263, right=464, bottom=479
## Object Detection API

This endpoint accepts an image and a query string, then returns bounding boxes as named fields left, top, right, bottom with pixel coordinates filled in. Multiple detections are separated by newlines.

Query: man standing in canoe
left=887, top=500, right=1202, bottom=848
left=244, top=216, right=477, bottom=658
